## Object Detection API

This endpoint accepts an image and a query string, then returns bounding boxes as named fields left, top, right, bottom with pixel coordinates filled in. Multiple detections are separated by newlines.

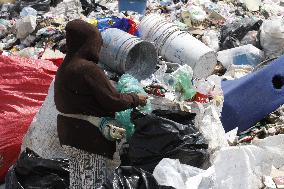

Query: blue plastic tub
left=221, top=55, right=284, bottom=132
left=118, top=0, right=147, bottom=14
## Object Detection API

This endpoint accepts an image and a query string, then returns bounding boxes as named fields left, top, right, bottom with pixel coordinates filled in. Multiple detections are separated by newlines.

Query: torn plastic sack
left=21, top=80, right=67, bottom=160
left=213, top=135, right=284, bottom=189
left=5, top=148, right=69, bottom=189
left=260, top=18, right=284, bottom=58
left=194, top=104, right=228, bottom=153
left=101, top=166, right=174, bottom=189
left=115, top=74, right=151, bottom=140
left=120, top=110, right=209, bottom=173
left=15, top=15, right=37, bottom=39
left=220, top=18, right=263, bottom=50
left=0, top=55, right=58, bottom=182
left=153, top=158, right=215, bottom=189
left=202, top=30, right=220, bottom=51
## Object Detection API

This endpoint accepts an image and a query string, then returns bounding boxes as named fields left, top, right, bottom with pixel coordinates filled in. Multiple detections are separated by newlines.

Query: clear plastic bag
left=165, top=65, right=196, bottom=101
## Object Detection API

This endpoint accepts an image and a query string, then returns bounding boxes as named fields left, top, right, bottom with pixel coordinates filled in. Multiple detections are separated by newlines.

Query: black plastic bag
left=101, top=166, right=174, bottom=189
left=220, top=18, right=263, bottom=50
left=120, top=110, right=210, bottom=173
left=79, top=0, right=108, bottom=16
left=5, top=148, right=69, bottom=189
left=13, top=0, right=52, bottom=15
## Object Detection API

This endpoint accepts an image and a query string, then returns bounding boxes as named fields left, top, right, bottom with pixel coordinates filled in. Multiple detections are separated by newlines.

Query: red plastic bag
left=0, top=55, right=59, bottom=182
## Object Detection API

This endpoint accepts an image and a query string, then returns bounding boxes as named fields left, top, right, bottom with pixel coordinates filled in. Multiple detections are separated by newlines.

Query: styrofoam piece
left=139, top=14, right=217, bottom=78
left=100, top=28, right=158, bottom=80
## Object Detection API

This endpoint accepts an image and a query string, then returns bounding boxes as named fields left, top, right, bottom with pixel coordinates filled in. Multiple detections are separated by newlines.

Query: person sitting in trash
left=54, top=19, right=148, bottom=189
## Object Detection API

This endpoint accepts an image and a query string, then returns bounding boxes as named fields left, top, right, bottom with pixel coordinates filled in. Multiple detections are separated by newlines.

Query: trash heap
left=1, top=0, right=284, bottom=188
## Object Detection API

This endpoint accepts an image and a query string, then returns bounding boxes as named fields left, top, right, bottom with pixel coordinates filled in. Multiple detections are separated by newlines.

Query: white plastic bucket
left=100, top=28, right=158, bottom=80
left=161, top=31, right=217, bottom=78
left=139, top=14, right=217, bottom=78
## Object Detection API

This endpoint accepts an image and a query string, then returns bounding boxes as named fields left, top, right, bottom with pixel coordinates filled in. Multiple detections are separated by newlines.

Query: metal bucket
left=139, top=14, right=217, bottom=78
left=100, top=28, right=158, bottom=80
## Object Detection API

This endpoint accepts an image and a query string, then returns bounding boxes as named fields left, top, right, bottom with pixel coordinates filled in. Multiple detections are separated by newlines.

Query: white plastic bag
left=154, top=135, right=284, bottom=189
left=194, top=75, right=228, bottom=153
left=202, top=30, right=220, bottom=51
left=214, top=135, right=284, bottom=189
left=20, top=7, right=38, bottom=17
left=153, top=158, right=209, bottom=189
left=15, top=16, right=37, bottom=39
left=260, top=19, right=284, bottom=58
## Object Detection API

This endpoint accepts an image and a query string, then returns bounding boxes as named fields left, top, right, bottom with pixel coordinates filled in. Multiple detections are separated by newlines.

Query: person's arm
left=84, top=65, right=146, bottom=112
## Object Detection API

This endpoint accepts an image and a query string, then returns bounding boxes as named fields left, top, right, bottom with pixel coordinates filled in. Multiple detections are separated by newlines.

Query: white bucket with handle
left=139, top=14, right=217, bottom=78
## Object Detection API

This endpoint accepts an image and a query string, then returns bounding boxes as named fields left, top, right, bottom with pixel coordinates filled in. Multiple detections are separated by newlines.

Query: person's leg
left=63, top=145, right=108, bottom=189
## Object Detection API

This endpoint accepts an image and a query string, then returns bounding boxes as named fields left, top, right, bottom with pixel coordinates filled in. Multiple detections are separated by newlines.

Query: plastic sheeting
left=0, top=55, right=58, bottom=182
left=153, top=135, right=284, bottom=189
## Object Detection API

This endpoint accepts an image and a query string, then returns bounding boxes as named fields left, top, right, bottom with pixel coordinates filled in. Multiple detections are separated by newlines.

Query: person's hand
left=108, top=125, right=126, bottom=140
left=137, top=93, right=148, bottom=106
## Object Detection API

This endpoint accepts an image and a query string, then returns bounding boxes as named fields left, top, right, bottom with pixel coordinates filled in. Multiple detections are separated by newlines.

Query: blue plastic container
left=118, top=0, right=147, bottom=14
left=221, top=55, right=284, bottom=132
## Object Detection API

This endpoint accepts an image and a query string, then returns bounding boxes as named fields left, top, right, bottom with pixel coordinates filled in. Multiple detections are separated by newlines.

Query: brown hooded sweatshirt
left=54, top=20, right=140, bottom=159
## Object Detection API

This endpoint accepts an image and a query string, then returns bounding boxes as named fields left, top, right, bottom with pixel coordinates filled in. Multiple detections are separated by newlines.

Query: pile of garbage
left=1, top=0, right=284, bottom=188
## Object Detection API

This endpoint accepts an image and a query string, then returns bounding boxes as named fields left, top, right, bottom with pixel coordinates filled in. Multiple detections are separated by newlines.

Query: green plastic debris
left=115, top=74, right=151, bottom=140
left=167, top=65, right=196, bottom=101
